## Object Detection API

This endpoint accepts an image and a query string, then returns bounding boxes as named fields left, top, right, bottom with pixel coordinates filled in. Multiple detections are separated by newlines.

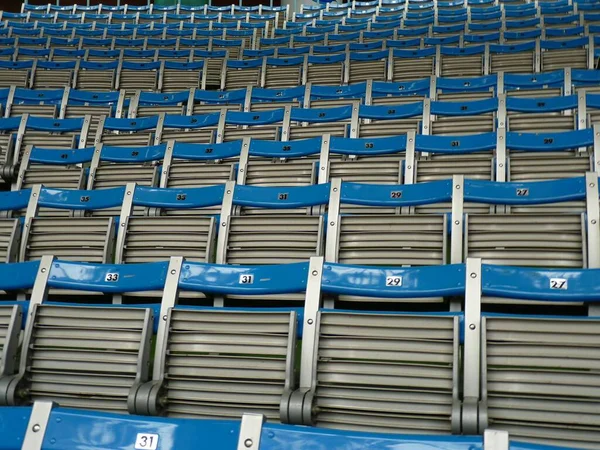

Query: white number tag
left=135, top=433, right=159, bottom=450
left=386, top=276, right=402, bottom=286
left=105, top=273, right=119, bottom=282
left=550, top=278, right=567, bottom=290
left=239, top=274, right=254, bottom=284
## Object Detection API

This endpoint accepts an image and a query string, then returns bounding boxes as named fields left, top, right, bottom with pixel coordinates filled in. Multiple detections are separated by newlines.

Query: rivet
left=590, top=183, right=596, bottom=188
left=321, top=166, right=325, bottom=170
left=407, top=165, right=412, bottom=169
left=127, top=190, right=131, bottom=195
left=307, top=318, right=313, bottom=325
left=222, top=222, right=227, bottom=226
left=121, top=223, right=125, bottom=227
left=41, top=268, right=46, bottom=273
left=498, top=136, right=503, bottom=140
left=171, top=269, right=176, bottom=275
left=592, top=219, right=597, bottom=225
left=454, top=220, right=460, bottom=225
left=32, top=424, right=40, bottom=432
left=470, top=273, right=477, bottom=278
left=455, top=185, right=461, bottom=189
left=469, top=324, right=476, bottom=330
left=312, top=270, right=318, bottom=276
left=333, top=187, right=338, bottom=192
left=227, top=190, right=231, bottom=194
left=162, top=314, right=167, bottom=320
left=330, top=221, right=335, bottom=226
left=244, top=439, right=253, bottom=448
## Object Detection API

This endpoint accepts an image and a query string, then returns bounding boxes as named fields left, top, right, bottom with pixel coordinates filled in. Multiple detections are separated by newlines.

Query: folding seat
left=437, top=45, right=485, bottom=78
left=470, top=265, right=600, bottom=447
left=237, top=137, right=321, bottom=187
left=504, top=70, right=566, bottom=98
left=138, top=12, right=164, bottom=26
left=0, top=191, right=29, bottom=260
left=159, top=113, right=219, bottom=144
left=212, top=38, right=244, bottom=60
left=4, top=88, right=62, bottom=118
left=345, top=50, right=388, bottom=84
left=406, top=132, right=497, bottom=214
left=505, top=94, right=578, bottom=133
left=14, top=38, right=49, bottom=52
left=242, top=48, right=275, bottom=60
left=291, top=34, right=327, bottom=49
left=119, top=48, right=158, bottom=64
left=224, top=29, right=257, bottom=52
left=161, top=140, right=241, bottom=190
left=215, top=183, right=327, bottom=265
left=319, top=135, right=404, bottom=187
left=261, top=56, right=303, bottom=89
left=145, top=37, right=179, bottom=53
left=93, top=115, right=164, bottom=147
left=49, top=48, right=86, bottom=62
left=369, top=79, right=430, bottom=106
left=431, top=23, right=466, bottom=40
left=506, top=128, right=596, bottom=182
left=157, top=49, right=192, bottom=63
left=164, top=12, right=192, bottom=25
left=81, top=37, right=115, bottom=53
left=84, top=48, right=122, bottom=64
left=311, top=43, right=346, bottom=56
left=304, top=83, right=365, bottom=109
left=220, top=108, right=284, bottom=142
left=292, top=258, right=463, bottom=432
left=157, top=61, right=202, bottom=93
left=18, top=185, right=125, bottom=262
left=303, top=54, right=345, bottom=86
left=377, top=6, right=404, bottom=18
left=257, top=35, right=290, bottom=51
left=221, top=58, right=262, bottom=90
left=2, top=256, right=156, bottom=412
left=289, top=105, right=356, bottom=140
left=129, top=91, right=189, bottom=119
left=389, top=48, right=436, bottom=82
left=543, top=13, right=582, bottom=31
left=488, top=41, right=537, bottom=74
left=111, top=13, right=137, bottom=26
left=116, top=61, right=161, bottom=95
left=466, top=22, right=502, bottom=39
left=13, top=48, right=50, bottom=65
left=195, top=49, right=228, bottom=90
left=248, top=86, right=304, bottom=112
left=247, top=12, right=277, bottom=31
left=329, top=31, right=362, bottom=47
left=358, top=103, right=423, bottom=138
left=129, top=258, right=299, bottom=421
left=0, top=117, right=24, bottom=180
left=427, top=97, right=497, bottom=136
left=63, top=89, right=124, bottom=147
left=13, top=145, right=88, bottom=210
left=541, top=36, right=593, bottom=72
left=434, top=75, right=496, bottom=102
left=177, top=37, right=211, bottom=52
left=74, top=61, right=117, bottom=91
left=361, top=29, right=395, bottom=44
left=28, top=60, right=75, bottom=90
left=458, top=176, right=592, bottom=267
left=188, top=88, right=246, bottom=115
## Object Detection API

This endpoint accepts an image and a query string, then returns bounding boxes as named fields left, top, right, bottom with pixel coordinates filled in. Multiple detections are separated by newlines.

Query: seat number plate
left=239, top=274, right=254, bottom=284
left=550, top=278, right=567, bottom=290
left=135, top=433, right=159, bottom=450
left=386, top=276, right=402, bottom=286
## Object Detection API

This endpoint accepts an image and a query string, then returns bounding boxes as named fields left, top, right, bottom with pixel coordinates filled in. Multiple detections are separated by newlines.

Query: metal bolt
left=127, top=191, right=131, bottom=195
left=499, top=163, right=504, bottom=167
left=244, top=439, right=253, bottom=448
left=498, top=135, right=503, bottom=140
left=469, top=324, right=476, bottom=330
left=240, top=168, right=244, bottom=172
left=592, top=220, right=597, bottom=225
left=227, top=190, right=231, bottom=194
left=330, top=221, right=335, bottom=226
left=312, top=270, right=318, bottom=276
left=590, top=183, right=596, bottom=188
left=455, top=185, right=461, bottom=189
left=32, top=424, right=40, bottom=433
left=470, top=273, right=477, bottom=278
left=222, top=222, right=226, bottom=227
left=307, top=319, right=313, bottom=325
left=162, top=314, right=167, bottom=321
left=171, top=269, right=176, bottom=275
left=321, top=166, right=325, bottom=170
left=409, top=138, right=413, bottom=142
left=454, top=220, right=460, bottom=225
left=121, top=223, right=125, bottom=227
left=333, top=187, right=338, bottom=192
left=41, top=268, right=46, bottom=273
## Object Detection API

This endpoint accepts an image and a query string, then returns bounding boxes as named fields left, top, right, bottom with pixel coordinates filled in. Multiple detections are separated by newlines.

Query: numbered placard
left=134, top=433, right=159, bottom=450
left=239, top=274, right=254, bottom=284
left=386, top=276, right=403, bottom=287
left=105, top=273, right=119, bottom=282
left=550, top=278, right=567, bottom=290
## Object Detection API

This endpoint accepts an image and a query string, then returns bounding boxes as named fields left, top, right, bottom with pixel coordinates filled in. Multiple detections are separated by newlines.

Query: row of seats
left=0, top=175, right=599, bottom=287
left=0, top=41, right=595, bottom=91
left=0, top=254, right=598, bottom=449
left=0, top=68, right=593, bottom=113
